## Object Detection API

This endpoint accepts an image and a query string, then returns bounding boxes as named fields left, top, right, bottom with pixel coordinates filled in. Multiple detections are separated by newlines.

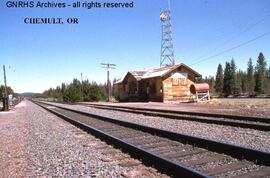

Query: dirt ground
left=87, top=98, right=270, bottom=118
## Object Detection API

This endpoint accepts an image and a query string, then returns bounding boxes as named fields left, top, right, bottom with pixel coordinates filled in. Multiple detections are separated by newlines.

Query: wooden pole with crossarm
left=101, top=63, right=116, bottom=102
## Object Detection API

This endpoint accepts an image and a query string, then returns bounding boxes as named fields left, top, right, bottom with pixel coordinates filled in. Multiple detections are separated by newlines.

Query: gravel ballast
left=45, top=102, right=270, bottom=153
left=0, top=100, right=167, bottom=177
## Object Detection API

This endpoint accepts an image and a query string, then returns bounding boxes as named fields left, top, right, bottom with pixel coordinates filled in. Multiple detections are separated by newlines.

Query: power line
left=190, top=13, right=270, bottom=63
left=189, top=31, right=270, bottom=66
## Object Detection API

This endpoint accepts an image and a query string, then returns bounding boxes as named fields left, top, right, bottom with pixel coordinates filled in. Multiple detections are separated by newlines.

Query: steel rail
left=34, top=101, right=209, bottom=178
left=78, top=103, right=270, bottom=131
left=36, top=101, right=270, bottom=166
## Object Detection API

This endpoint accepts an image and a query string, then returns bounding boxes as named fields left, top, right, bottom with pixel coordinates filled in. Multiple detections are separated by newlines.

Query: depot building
left=114, top=63, right=201, bottom=102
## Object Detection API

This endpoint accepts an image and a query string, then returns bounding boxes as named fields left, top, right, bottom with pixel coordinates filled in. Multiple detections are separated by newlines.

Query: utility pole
left=80, top=72, right=83, bottom=101
left=101, top=63, right=116, bottom=102
left=2, top=65, right=9, bottom=111
left=3, top=65, right=7, bottom=97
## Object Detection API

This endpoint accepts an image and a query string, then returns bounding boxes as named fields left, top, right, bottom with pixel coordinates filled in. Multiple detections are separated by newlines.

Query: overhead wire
left=189, top=13, right=270, bottom=65
left=189, top=30, right=270, bottom=66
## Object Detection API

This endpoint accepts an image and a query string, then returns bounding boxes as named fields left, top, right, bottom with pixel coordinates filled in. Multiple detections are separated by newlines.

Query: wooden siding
left=148, top=78, right=163, bottom=102
left=162, top=69, right=195, bottom=102
left=126, top=75, right=138, bottom=95
left=114, top=84, right=128, bottom=101
left=115, top=73, right=140, bottom=101
left=115, top=64, right=198, bottom=102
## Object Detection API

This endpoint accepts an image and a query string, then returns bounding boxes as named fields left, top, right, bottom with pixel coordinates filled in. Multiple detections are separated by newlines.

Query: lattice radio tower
left=160, top=0, right=175, bottom=67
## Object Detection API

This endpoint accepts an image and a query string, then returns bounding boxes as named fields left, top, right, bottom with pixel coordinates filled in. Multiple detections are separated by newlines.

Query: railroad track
left=76, top=102, right=270, bottom=131
left=34, top=101, right=270, bottom=178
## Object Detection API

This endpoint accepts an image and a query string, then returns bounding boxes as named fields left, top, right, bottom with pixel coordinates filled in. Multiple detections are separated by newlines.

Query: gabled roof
left=118, top=71, right=146, bottom=84
left=129, top=71, right=146, bottom=80
left=142, top=63, right=201, bottom=79
left=114, top=63, right=201, bottom=84
left=114, top=78, right=123, bottom=84
left=142, top=65, right=179, bottom=79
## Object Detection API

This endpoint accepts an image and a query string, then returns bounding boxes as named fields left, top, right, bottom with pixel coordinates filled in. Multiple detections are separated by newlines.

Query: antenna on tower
left=160, top=0, right=175, bottom=67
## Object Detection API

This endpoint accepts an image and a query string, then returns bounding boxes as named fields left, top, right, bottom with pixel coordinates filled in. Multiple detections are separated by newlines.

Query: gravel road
left=0, top=100, right=167, bottom=177
left=45, top=102, right=270, bottom=153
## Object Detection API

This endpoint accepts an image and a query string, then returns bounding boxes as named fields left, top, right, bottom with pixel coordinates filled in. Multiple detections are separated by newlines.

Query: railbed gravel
left=0, top=100, right=168, bottom=177
left=45, top=102, right=270, bottom=153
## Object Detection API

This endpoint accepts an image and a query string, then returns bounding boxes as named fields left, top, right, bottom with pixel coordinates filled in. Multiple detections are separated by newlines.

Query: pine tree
left=230, top=59, right=238, bottom=95
left=223, top=62, right=232, bottom=97
left=63, top=79, right=82, bottom=102
left=246, top=58, right=255, bottom=96
left=240, top=71, right=247, bottom=95
left=214, top=64, right=223, bottom=95
left=255, top=52, right=267, bottom=94
left=265, top=66, right=270, bottom=94
left=0, top=85, right=14, bottom=97
left=235, top=70, right=243, bottom=95
left=208, top=76, right=215, bottom=93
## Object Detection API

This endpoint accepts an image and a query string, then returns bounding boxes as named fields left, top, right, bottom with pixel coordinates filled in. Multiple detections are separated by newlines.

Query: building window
left=180, top=78, right=187, bottom=85
left=172, top=78, right=179, bottom=86
left=179, top=72, right=188, bottom=86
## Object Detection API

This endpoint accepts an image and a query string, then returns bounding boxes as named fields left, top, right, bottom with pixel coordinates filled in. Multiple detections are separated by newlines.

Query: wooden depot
left=114, top=64, right=204, bottom=103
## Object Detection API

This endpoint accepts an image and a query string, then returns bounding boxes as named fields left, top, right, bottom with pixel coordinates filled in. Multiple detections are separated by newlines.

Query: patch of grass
left=209, top=99, right=270, bottom=108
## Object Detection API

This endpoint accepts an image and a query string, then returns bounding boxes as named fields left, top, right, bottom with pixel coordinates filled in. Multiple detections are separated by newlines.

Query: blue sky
left=1, top=0, right=270, bottom=93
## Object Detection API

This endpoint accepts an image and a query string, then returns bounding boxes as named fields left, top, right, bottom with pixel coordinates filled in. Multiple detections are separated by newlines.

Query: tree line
left=0, top=85, right=14, bottom=97
left=36, top=78, right=108, bottom=102
left=35, top=52, right=269, bottom=101
left=198, top=52, right=270, bottom=97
